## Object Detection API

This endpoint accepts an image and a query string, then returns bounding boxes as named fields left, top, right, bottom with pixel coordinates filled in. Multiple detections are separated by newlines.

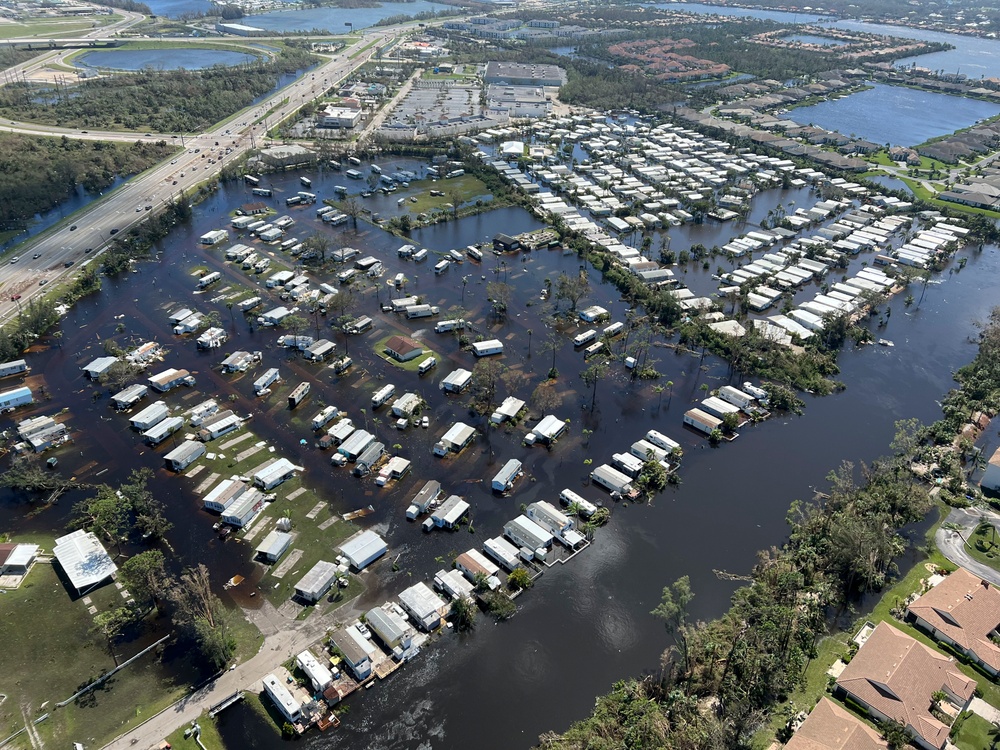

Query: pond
left=784, top=82, right=1000, bottom=147
left=75, top=47, right=259, bottom=71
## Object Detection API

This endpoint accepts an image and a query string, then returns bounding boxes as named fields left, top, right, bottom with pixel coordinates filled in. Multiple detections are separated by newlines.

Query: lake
left=76, top=48, right=259, bottom=71
left=650, top=1, right=828, bottom=24
left=243, top=0, right=441, bottom=33
left=784, top=82, right=1000, bottom=146
left=3, top=154, right=997, bottom=749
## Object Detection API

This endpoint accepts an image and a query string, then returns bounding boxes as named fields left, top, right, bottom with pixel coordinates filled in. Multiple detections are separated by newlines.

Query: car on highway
left=32, top=253, right=40, bottom=259
left=109, top=228, right=119, bottom=235
left=10, top=294, right=20, bottom=301
left=64, top=261, right=73, bottom=267
left=38, top=279, right=47, bottom=286
left=9, top=256, right=18, bottom=263
left=85, top=248, right=93, bottom=254
left=70, top=225, right=77, bottom=231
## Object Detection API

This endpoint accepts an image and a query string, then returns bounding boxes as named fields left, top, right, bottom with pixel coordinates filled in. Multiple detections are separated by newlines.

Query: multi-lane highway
left=0, top=30, right=393, bottom=325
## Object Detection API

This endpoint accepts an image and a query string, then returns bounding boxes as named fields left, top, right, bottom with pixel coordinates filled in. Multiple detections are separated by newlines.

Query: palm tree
left=653, top=384, right=666, bottom=410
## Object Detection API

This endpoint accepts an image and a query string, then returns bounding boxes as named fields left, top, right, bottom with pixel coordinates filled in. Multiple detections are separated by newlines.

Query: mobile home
left=440, top=368, right=472, bottom=394
left=590, top=464, right=634, bottom=495
left=491, top=459, right=522, bottom=493
left=406, top=480, right=442, bottom=519
left=683, top=408, right=723, bottom=435
left=472, top=339, right=504, bottom=357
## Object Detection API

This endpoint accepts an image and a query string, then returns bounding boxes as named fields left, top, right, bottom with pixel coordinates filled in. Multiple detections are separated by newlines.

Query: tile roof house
left=383, top=335, right=423, bottom=362
left=784, top=697, right=888, bottom=750
left=834, top=621, right=976, bottom=750
left=906, top=567, right=1000, bottom=677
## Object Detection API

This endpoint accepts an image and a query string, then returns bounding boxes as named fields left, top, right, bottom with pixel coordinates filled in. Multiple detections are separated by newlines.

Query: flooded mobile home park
left=2, top=111, right=1000, bottom=749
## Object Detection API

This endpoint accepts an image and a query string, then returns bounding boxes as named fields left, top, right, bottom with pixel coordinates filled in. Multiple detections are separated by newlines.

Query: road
left=0, top=31, right=393, bottom=326
left=935, top=506, right=1000, bottom=586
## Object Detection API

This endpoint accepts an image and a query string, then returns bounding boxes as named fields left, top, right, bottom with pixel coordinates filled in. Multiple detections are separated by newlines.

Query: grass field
left=164, top=712, right=227, bottom=750
left=0, top=17, right=112, bottom=40
left=0, top=562, right=188, bottom=750
left=964, top=522, right=1000, bottom=572
left=952, top=711, right=996, bottom=750
left=402, top=174, right=492, bottom=216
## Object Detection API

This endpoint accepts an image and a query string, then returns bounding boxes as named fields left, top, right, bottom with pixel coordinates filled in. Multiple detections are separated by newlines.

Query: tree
left=721, top=412, right=740, bottom=435
left=447, top=188, right=462, bottom=218
left=99, top=360, right=143, bottom=391
left=485, top=281, right=512, bottom=320
left=554, top=271, right=590, bottom=312
left=301, top=232, right=331, bottom=264
left=637, top=459, right=667, bottom=496
left=121, top=468, right=172, bottom=542
left=508, top=567, right=533, bottom=591
left=451, top=595, right=477, bottom=631
left=543, top=332, right=561, bottom=378
left=531, top=381, right=562, bottom=416
left=879, top=719, right=911, bottom=750
left=120, top=550, right=172, bottom=613
left=282, top=314, right=308, bottom=334
left=169, top=564, right=236, bottom=670
left=651, top=576, right=694, bottom=676
left=472, top=358, right=506, bottom=417
left=343, top=196, right=362, bottom=229
left=93, top=605, right=140, bottom=666
left=75, top=484, right=131, bottom=555
left=581, top=358, right=608, bottom=411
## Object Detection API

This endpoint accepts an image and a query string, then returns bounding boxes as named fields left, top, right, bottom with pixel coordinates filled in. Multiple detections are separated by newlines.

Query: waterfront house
left=455, top=549, right=500, bottom=590
left=330, top=628, right=372, bottom=680
left=296, top=650, right=334, bottom=692
left=491, top=459, right=522, bottom=493
left=906, top=567, right=1000, bottom=677
left=484, top=536, right=521, bottom=571
left=384, top=335, right=424, bottom=362
left=785, top=697, right=888, bottom=750
left=53, top=529, right=118, bottom=596
left=83, top=356, right=117, bottom=380
left=262, top=674, right=302, bottom=724
left=980, top=447, right=1000, bottom=492
left=295, top=560, right=339, bottom=603
left=590, top=463, right=634, bottom=495
left=338, top=530, right=387, bottom=571
left=429, top=495, right=470, bottom=530
left=397, top=581, right=449, bottom=631
left=834, top=621, right=975, bottom=750
left=434, top=568, right=475, bottom=602
left=504, top=514, right=553, bottom=553
left=163, top=440, right=205, bottom=472
left=365, top=606, right=413, bottom=652
left=255, top=530, right=293, bottom=563
left=683, top=407, right=723, bottom=435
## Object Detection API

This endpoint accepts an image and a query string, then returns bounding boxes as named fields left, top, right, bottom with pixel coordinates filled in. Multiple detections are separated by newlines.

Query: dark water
left=651, top=1, right=828, bottom=24
left=2, top=176, right=128, bottom=252
left=244, top=0, right=440, bottom=33
left=3, top=160, right=998, bottom=749
left=76, top=48, right=258, bottom=71
left=785, top=82, right=1000, bottom=147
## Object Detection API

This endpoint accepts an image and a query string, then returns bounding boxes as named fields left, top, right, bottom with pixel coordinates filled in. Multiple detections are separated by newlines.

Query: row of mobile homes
left=491, top=459, right=522, bottom=493
left=406, top=480, right=442, bottom=519
left=164, top=440, right=205, bottom=471
left=221, top=488, right=265, bottom=527
left=338, top=529, right=387, bottom=571
left=110, top=384, right=148, bottom=411
left=434, top=422, right=476, bottom=456
left=440, top=368, right=472, bottom=394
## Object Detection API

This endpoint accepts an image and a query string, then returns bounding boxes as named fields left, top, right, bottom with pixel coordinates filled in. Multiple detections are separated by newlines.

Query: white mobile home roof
left=295, top=560, right=338, bottom=600
left=533, top=414, right=566, bottom=441
left=441, top=368, right=472, bottom=391
left=484, top=535, right=521, bottom=570
left=338, top=530, right=387, bottom=570
left=490, top=396, right=525, bottom=423
left=253, top=457, right=297, bottom=488
left=505, top=514, right=554, bottom=550
left=397, top=581, right=447, bottom=629
left=366, top=607, right=408, bottom=648
left=433, top=495, right=470, bottom=526
left=491, top=459, right=522, bottom=491
left=256, top=530, right=293, bottom=560
left=53, top=529, right=118, bottom=593
left=296, top=649, right=334, bottom=692
left=441, top=422, right=475, bottom=447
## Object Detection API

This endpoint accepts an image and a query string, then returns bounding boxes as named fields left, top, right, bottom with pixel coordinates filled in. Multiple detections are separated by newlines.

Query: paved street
left=935, top=506, right=1000, bottom=586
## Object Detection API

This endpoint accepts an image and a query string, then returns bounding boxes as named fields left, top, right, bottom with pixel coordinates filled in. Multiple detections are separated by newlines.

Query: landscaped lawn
left=164, top=712, right=227, bottom=750
left=952, top=710, right=996, bottom=750
left=964, top=522, right=1000, bottom=572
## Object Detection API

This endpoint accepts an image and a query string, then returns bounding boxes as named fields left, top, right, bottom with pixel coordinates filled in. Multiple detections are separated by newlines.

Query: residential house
left=785, top=697, right=889, bottom=749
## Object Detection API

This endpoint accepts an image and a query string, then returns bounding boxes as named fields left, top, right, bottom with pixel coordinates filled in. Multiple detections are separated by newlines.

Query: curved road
left=936, top=506, right=1000, bottom=586
left=0, top=30, right=393, bottom=325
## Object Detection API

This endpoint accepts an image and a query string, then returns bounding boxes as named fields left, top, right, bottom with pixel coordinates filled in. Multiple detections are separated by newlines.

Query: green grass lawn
left=0, top=563, right=188, bottom=750
left=964, top=522, right=1000, bottom=572
left=164, top=712, right=227, bottom=750
left=402, top=174, right=493, bottom=216
left=952, top=711, right=996, bottom=750
left=0, top=17, right=108, bottom=40
left=372, top=333, right=441, bottom=373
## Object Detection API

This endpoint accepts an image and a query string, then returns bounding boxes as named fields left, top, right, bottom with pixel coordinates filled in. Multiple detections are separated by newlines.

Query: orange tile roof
left=784, top=698, right=888, bottom=750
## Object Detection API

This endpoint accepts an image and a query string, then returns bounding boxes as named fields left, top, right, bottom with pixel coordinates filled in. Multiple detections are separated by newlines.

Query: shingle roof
left=907, top=567, right=1000, bottom=673
left=784, top=698, right=888, bottom=750
left=835, top=622, right=976, bottom=750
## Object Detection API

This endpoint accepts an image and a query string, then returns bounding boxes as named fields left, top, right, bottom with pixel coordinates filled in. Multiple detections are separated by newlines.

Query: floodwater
left=76, top=48, right=259, bottom=71
left=785, top=82, right=1000, bottom=147
left=3, top=155, right=1000, bottom=748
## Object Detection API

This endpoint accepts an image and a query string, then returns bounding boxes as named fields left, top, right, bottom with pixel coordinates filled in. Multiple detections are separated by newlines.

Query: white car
left=421, top=416, right=429, bottom=429
left=355, top=622, right=371, bottom=639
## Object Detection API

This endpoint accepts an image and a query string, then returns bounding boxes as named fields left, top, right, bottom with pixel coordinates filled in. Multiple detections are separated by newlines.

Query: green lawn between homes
left=952, top=710, right=997, bottom=750
left=373, top=333, right=441, bottom=374
left=964, top=522, right=1000, bottom=573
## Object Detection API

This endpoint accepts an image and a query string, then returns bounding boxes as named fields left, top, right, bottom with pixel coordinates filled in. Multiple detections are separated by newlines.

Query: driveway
left=936, top=507, right=1000, bottom=586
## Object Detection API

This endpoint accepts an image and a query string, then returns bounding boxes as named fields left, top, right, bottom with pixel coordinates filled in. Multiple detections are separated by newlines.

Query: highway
left=0, top=30, right=392, bottom=325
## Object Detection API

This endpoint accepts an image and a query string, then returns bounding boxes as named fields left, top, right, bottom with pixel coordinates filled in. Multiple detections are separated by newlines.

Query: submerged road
left=0, top=29, right=394, bottom=326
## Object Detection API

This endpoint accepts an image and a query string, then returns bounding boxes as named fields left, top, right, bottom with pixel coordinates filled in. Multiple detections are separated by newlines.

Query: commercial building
left=318, top=104, right=362, bottom=129
left=484, top=61, right=567, bottom=87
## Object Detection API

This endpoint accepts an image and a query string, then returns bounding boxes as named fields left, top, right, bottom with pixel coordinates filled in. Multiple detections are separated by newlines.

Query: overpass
left=0, top=37, right=121, bottom=49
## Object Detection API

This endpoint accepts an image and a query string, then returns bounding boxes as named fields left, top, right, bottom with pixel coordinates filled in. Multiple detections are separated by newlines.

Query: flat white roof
left=53, top=530, right=118, bottom=592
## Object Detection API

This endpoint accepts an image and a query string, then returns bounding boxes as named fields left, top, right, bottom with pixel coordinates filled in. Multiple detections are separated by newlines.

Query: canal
left=3, top=155, right=999, bottom=748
